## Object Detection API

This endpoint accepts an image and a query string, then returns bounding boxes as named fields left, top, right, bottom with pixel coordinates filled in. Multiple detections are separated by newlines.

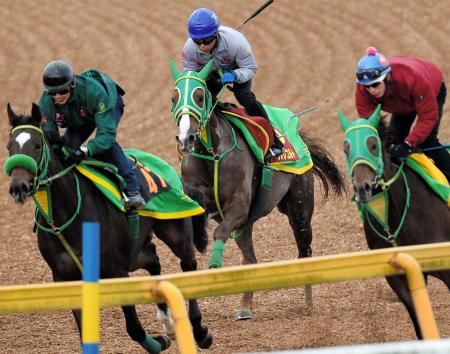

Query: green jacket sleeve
left=86, top=85, right=117, bottom=156
left=38, top=94, right=60, bottom=143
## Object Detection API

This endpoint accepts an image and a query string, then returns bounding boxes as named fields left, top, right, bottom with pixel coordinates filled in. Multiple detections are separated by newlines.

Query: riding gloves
left=66, top=146, right=88, bottom=165
left=220, top=71, right=236, bottom=85
left=390, top=141, right=413, bottom=163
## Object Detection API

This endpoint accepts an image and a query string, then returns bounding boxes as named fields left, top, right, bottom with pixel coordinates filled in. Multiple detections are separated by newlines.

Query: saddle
left=221, top=104, right=313, bottom=174
left=74, top=149, right=205, bottom=218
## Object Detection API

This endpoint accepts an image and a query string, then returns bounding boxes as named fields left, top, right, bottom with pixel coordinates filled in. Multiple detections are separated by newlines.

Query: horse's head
left=170, top=59, right=215, bottom=153
left=338, top=105, right=384, bottom=203
left=4, top=103, right=48, bottom=204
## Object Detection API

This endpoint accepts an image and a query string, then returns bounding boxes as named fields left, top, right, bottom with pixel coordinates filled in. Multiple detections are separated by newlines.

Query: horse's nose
left=353, top=182, right=372, bottom=203
left=187, top=133, right=196, bottom=144
left=10, top=182, right=30, bottom=204
left=10, top=176, right=31, bottom=204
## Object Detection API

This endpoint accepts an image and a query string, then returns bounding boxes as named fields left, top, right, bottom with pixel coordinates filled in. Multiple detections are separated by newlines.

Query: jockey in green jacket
left=39, top=60, right=146, bottom=210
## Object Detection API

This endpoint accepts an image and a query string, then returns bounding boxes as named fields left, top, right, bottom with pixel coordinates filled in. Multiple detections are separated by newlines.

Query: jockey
left=355, top=47, right=450, bottom=182
left=38, top=60, right=146, bottom=210
left=182, top=7, right=284, bottom=160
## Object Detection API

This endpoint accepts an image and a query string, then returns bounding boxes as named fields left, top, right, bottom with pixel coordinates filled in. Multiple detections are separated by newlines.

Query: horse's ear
left=367, top=104, right=382, bottom=128
left=198, top=60, right=214, bottom=81
left=337, top=110, right=351, bottom=132
left=169, top=60, right=180, bottom=81
left=7, top=103, right=17, bottom=127
left=31, top=103, right=42, bottom=125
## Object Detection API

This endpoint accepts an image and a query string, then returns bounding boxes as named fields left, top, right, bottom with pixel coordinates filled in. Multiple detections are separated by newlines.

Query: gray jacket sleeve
left=229, top=33, right=257, bottom=83
left=182, top=40, right=202, bottom=71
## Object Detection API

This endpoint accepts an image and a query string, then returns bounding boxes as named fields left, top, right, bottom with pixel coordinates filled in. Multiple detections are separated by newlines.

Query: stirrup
left=264, top=146, right=284, bottom=163
left=123, top=191, right=146, bottom=210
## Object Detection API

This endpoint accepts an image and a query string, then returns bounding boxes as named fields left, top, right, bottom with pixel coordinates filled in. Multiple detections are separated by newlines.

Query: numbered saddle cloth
left=222, top=104, right=313, bottom=174
left=73, top=148, right=205, bottom=218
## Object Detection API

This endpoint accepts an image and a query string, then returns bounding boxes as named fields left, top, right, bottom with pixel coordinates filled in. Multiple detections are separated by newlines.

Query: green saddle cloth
left=222, top=104, right=313, bottom=174
left=406, top=153, right=450, bottom=206
left=75, top=149, right=204, bottom=219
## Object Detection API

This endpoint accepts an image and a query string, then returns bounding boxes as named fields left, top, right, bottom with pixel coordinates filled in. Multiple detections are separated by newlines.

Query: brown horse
left=5, top=103, right=212, bottom=352
left=170, top=60, right=347, bottom=320
left=338, top=105, right=450, bottom=339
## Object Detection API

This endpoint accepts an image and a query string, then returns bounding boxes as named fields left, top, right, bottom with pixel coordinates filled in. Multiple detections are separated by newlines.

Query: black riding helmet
left=43, top=60, right=74, bottom=93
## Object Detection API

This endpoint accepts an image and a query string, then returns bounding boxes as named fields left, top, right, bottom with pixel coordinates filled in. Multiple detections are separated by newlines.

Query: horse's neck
left=208, top=111, right=235, bottom=150
left=44, top=150, right=79, bottom=213
left=380, top=147, right=412, bottom=213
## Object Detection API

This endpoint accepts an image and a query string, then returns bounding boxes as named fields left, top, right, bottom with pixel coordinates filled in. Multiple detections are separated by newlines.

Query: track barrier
left=82, top=222, right=100, bottom=354
left=1, top=242, right=449, bottom=352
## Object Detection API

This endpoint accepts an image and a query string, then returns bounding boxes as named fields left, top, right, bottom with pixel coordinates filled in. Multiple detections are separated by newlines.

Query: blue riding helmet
left=356, top=47, right=391, bottom=85
left=188, top=8, right=220, bottom=39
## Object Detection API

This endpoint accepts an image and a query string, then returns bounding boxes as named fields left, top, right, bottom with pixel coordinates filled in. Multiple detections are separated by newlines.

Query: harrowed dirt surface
left=0, top=1, right=448, bottom=353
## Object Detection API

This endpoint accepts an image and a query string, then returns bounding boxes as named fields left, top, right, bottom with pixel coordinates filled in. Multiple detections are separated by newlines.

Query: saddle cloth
left=221, top=105, right=313, bottom=174
left=406, top=153, right=450, bottom=206
left=75, top=149, right=204, bottom=218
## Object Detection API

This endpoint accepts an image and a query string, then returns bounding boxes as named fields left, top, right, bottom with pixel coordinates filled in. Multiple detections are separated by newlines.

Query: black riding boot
left=246, top=101, right=284, bottom=160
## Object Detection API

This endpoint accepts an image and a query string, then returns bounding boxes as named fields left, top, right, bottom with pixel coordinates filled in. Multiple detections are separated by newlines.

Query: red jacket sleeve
left=355, top=85, right=377, bottom=119
left=405, top=76, right=439, bottom=147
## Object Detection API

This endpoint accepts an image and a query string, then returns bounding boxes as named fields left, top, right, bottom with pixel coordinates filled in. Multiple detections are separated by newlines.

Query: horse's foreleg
left=72, top=309, right=82, bottom=340
left=139, top=243, right=174, bottom=339
left=179, top=257, right=214, bottom=349
left=234, top=224, right=256, bottom=320
left=209, top=206, right=249, bottom=268
left=122, top=305, right=171, bottom=353
left=385, top=275, right=422, bottom=339
left=153, top=219, right=213, bottom=349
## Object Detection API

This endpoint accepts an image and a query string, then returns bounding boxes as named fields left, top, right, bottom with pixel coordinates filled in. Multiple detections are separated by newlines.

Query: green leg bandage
left=139, top=334, right=161, bottom=353
left=208, top=239, right=225, bottom=268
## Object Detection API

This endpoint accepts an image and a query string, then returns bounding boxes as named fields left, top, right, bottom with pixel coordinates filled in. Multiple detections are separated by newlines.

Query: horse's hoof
left=196, top=329, right=213, bottom=349
left=154, top=335, right=171, bottom=351
left=235, top=308, right=253, bottom=320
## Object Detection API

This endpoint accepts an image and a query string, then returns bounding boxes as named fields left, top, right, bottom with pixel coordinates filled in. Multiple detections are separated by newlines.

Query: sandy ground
left=0, top=1, right=449, bottom=353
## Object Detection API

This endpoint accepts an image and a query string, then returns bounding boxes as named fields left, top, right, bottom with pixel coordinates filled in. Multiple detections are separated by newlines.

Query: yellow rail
left=391, top=253, right=439, bottom=339
left=1, top=242, right=449, bottom=313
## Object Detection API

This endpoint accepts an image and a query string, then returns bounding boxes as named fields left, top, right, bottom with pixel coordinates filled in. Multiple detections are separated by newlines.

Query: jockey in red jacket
left=355, top=47, right=450, bottom=182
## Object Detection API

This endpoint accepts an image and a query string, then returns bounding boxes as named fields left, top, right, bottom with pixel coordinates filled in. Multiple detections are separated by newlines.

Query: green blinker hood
left=169, top=59, right=214, bottom=128
left=337, top=105, right=384, bottom=180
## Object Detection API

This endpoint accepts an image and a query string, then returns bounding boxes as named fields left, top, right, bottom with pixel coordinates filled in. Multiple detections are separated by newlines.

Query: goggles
left=48, top=87, right=71, bottom=96
left=193, top=35, right=216, bottom=46
left=356, top=69, right=383, bottom=81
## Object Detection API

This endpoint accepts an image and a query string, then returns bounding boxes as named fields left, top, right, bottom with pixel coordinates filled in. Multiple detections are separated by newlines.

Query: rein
left=360, top=161, right=410, bottom=246
left=191, top=113, right=242, bottom=220
left=7, top=124, right=83, bottom=271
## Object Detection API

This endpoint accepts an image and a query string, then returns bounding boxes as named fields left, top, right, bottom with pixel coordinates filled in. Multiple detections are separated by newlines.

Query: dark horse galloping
left=338, top=105, right=450, bottom=339
left=5, top=103, right=212, bottom=353
left=170, top=60, right=347, bottom=320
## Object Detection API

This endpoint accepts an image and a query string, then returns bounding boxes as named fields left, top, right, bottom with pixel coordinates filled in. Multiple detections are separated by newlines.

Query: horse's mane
left=377, top=117, right=397, bottom=151
left=214, top=101, right=237, bottom=113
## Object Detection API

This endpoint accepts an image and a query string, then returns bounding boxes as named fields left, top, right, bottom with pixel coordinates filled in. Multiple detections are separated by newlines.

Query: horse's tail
left=301, top=129, right=348, bottom=200
left=185, top=184, right=209, bottom=253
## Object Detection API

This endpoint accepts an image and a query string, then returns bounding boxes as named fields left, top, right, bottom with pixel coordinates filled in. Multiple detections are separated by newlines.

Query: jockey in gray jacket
left=182, top=8, right=284, bottom=160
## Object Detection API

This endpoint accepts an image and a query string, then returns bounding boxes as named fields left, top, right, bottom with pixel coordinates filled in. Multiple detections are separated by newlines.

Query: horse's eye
left=35, top=143, right=42, bottom=150
left=343, top=141, right=350, bottom=156
left=366, top=137, right=378, bottom=156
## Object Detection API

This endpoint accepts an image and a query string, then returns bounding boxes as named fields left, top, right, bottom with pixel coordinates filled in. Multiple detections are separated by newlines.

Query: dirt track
left=0, top=1, right=449, bottom=353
